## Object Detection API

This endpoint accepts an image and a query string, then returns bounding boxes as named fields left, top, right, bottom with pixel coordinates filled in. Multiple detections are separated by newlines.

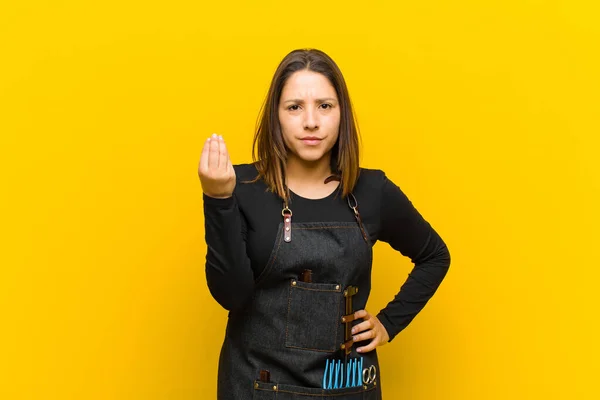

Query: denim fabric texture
left=217, top=209, right=383, bottom=399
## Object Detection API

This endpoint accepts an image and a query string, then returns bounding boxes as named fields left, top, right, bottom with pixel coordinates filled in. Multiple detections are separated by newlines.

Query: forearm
left=377, top=232, right=451, bottom=342
left=203, top=194, right=255, bottom=311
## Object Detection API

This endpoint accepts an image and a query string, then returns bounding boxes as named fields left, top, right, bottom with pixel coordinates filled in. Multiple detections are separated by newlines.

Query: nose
left=303, top=107, right=319, bottom=130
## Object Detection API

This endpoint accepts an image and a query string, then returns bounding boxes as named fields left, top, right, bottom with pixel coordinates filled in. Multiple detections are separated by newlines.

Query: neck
left=286, top=153, right=333, bottom=187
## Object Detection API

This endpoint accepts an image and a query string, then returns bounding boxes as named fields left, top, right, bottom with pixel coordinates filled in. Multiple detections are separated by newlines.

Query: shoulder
left=347, top=168, right=391, bottom=225
left=232, top=162, right=260, bottom=182
left=353, top=167, right=411, bottom=214
left=231, top=162, right=274, bottom=204
left=231, top=163, right=281, bottom=217
left=355, top=167, right=391, bottom=193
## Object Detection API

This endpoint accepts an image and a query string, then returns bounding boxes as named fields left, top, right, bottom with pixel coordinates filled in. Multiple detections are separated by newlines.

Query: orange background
left=1, top=1, right=598, bottom=398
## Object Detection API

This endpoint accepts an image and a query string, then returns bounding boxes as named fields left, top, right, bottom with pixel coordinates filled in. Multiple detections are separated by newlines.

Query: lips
left=300, top=136, right=323, bottom=146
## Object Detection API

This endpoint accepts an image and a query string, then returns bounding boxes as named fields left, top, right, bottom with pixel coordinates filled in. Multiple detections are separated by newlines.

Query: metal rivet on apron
left=335, top=285, right=340, bottom=290
left=343, top=290, right=347, bottom=296
left=285, top=227, right=290, bottom=231
left=292, top=280, right=296, bottom=286
left=272, top=385, right=277, bottom=391
left=363, top=385, right=368, bottom=390
left=254, top=382, right=258, bottom=389
left=285, top=218, right=289, bottom=222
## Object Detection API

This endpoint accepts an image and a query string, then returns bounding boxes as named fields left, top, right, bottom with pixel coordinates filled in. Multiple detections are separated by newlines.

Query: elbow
left=436, top=244, right=451, bottom=279
left=441, top=244, right=451, bottom=270
left=418, top=238, right=451, bottom=271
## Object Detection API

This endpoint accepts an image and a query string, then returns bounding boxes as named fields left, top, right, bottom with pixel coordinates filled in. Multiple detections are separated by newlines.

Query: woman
left=198, top=48, right=450, bottom=399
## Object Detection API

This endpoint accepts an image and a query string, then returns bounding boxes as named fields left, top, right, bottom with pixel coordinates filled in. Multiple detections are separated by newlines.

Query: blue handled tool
left=323, top=359, right=329, bottom=389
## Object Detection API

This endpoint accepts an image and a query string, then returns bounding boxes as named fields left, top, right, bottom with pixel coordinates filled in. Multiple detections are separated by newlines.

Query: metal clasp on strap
left=347, top=194, right=368, bottom=243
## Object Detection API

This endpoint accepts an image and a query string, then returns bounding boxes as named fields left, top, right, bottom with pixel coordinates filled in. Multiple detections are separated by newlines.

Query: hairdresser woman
left=198, top=48, right=450, bottom=399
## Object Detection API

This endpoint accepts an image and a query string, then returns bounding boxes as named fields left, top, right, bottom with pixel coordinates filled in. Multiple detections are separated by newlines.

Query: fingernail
left=351, top=328, right=356, bottom=334
left=353, top=336, right=358, bottom=342
left=212, top=133, right=217, bottom=138
left=357, top=348, right=362, bottom=353
left=219, top=135, right=223, bottom=140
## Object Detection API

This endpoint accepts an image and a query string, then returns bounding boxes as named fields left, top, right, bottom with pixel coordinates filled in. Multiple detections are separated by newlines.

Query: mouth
left=300, top=136, right=323, bottom=146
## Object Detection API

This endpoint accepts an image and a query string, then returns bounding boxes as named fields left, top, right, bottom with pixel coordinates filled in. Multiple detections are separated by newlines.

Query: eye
left=320, top=103, right=333, bottom=109
left=288, top=105, right=300, bottom=111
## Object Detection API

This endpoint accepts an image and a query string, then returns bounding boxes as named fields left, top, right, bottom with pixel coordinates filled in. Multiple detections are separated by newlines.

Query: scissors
left=362, top=364, right=376, bottom=385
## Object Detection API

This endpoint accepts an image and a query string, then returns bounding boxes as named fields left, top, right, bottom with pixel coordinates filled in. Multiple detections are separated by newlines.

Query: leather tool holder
left=340, top=285, right=359, bottom=355
left=299, top=269, right=313, bottom=283
left=259, top=369, right=271, bottom=383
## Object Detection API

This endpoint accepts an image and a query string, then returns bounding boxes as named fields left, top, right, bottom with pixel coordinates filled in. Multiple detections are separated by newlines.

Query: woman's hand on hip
left=198, top=133, right=236, bottom=199
left=351, top=310, right=390, bottom=353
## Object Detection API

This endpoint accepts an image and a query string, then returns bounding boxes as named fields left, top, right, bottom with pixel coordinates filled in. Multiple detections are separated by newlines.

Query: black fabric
left=203, top=163, right=450, bottom=341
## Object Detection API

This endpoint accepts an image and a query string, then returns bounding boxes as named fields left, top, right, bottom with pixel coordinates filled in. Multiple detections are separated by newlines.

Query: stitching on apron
left=253, top=385, right=377, bottom=396
left=283, top=344, right=337, bottom=353
left=289, top=287, right=340, bottom=293
left=285, top=281, right=340, bottom=353
left=294, top=226, right=360, bottom=230
left=285, top=283, right=293, bottom=348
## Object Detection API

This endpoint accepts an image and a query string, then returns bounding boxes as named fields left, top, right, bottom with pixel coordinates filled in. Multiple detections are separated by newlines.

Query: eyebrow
left=282, top=98, right=338, bottom=104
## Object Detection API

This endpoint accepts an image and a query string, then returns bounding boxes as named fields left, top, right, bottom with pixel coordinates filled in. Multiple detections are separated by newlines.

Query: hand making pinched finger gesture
left=198, top=133, right=236, bottom=199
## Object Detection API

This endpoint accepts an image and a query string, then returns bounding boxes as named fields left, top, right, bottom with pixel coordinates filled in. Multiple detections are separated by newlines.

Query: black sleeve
left=375, top=173, right=451, bottom=342
left=203, top=190, right=255, bottom=311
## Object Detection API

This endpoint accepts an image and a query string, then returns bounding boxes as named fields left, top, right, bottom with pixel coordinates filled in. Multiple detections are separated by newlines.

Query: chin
left=295, top=150, right=327, bottom=163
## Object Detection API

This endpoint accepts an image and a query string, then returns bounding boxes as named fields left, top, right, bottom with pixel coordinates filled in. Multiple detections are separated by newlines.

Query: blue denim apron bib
left=217, top=194, right=382, bottom=399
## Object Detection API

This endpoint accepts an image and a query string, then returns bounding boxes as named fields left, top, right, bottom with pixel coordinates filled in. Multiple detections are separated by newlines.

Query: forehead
left=281, top=70, right=338, bottom=99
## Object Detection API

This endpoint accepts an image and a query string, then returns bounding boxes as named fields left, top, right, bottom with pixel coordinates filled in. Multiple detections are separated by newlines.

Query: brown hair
left=249, top=48, right=361, bottom=202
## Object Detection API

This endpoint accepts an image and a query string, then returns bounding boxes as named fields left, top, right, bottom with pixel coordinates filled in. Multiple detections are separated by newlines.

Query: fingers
left=354, top=310, right=369, bottom=320
left=199, top=132, right=236, bottom=199
left=200, top=137, right=210, bottom=173
left=351, top=319, right=374, bottom=336
left=352, top=328, right=376, bottom=342
left=351, top=310, right=387, bottom=353
left=203, top=133, right=231, bottom=172
left=218, top=135, right=228, bottom=170
left=351, top=310, right=373, bottom=335
left=208, top=133, right=220, bottom=170
left=227, top=151, right=234, bottom=175
left=358, top=337, right=380, bottom=353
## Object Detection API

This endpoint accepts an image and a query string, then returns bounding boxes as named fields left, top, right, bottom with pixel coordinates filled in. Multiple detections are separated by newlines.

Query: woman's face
left=278, top=70, right=341, bottom=165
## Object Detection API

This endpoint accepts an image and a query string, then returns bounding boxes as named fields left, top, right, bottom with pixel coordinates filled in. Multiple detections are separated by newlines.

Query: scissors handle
left=362, top=365, right=377, bottom=384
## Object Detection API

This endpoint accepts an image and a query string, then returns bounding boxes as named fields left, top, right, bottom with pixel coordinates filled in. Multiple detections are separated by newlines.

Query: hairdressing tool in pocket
left=323, top=359, right=337, bottom=389
left=340, top=285, right=359, bottom=356
left=362, top=363, right=376, bottom=385
left=299, top=269, right=312, bottom=283
left=323, top=356, right=373, bottom=389
left=258, top=369, right=270, bottom=383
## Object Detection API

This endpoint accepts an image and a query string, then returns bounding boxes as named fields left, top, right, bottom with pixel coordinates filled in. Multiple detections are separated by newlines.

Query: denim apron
left=217, top=193, right=382, bottom=399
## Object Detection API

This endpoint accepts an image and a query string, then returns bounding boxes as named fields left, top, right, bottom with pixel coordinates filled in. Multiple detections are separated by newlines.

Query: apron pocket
left=252, top=381, right=277, bottom=400
left=285, top=279, right=342, bottom=352
left=253, top=380, right=378, bottom=399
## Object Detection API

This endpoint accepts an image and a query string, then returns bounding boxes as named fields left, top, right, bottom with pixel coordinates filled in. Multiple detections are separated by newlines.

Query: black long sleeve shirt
left=203, top=163, right=450, bottom=342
